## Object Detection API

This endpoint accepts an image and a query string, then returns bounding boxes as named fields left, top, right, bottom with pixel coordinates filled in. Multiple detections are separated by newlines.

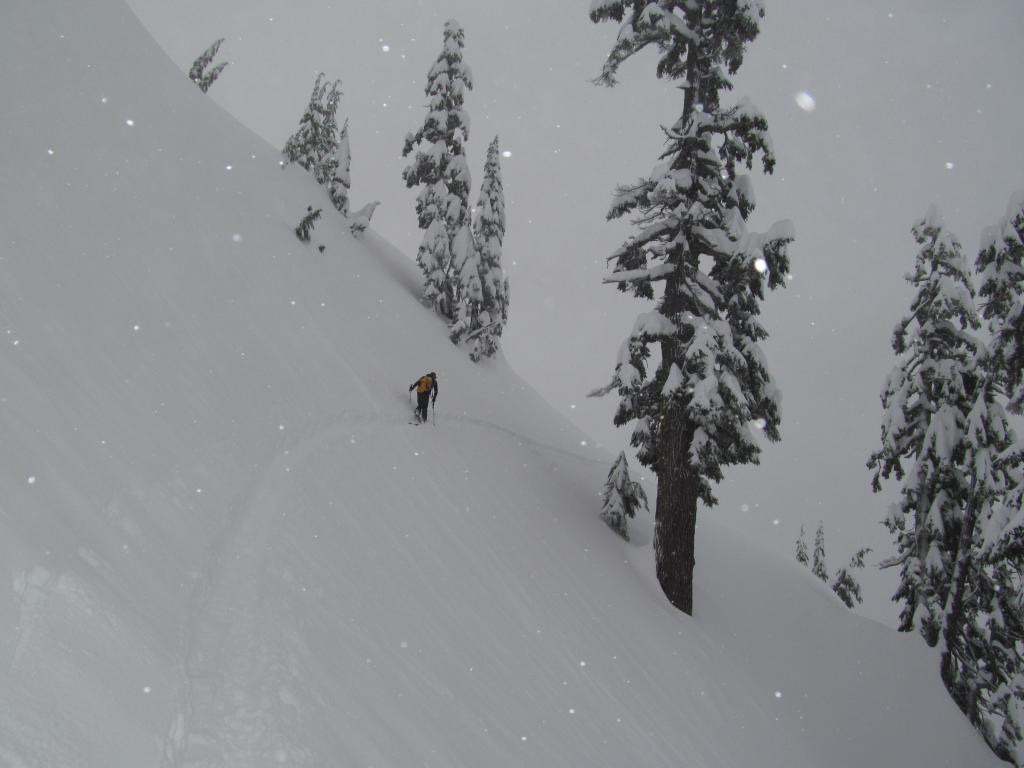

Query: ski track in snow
left=162, top=408, right=601, bottom=766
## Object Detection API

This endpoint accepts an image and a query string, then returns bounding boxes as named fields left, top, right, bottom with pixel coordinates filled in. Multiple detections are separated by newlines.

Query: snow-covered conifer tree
left=830, top=547, right=870, bottom=609
left=283, top=74, right=343, bottom=186
left=872, top=203, right=1024, bottom=763
left=402, top=20, right=474, bottom=319
left=795, top=525, right=809, bottom=566
left=588, top=1, right=793, bottom=614
left=189, top=38, right=228, bottom=93
left=977, top=191, right=1024, bottom=412
left=450, top=136, right=508, bottom=360
left=811, top=523, right=828, bottom=582
left=601, top=451, right=649, bottom=540
left=448, top=230, right=485, bottom=356
left=940, top=372, right=1024, bottom=761
left=962, top=193, right=1024, bottom=764
left=868, top=206, right=982, bottom=646
left=473, top=135, right=510, bottom=358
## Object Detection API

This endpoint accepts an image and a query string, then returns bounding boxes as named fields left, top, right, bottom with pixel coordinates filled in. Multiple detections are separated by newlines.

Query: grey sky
left=126, top=0, right=1024, bottom=623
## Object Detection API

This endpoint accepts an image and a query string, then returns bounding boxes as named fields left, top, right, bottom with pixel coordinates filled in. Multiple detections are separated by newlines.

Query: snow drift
left=0, top=1, right=996, bottom=766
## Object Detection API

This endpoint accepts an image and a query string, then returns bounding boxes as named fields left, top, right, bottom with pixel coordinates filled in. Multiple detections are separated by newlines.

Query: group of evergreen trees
left=266, top=21, right=510, bottom=360
left=869, top=198, right=1024, bottom=762
left=795, top=524, right=870, bottom=609
left=189, top=38, right=228, bottom=93
left=283, top=73, right=352, bottom=221
left=402, top=20, right=509, bottom=361
left=583, top=5, right=1022, bottom=761
left=190, top=14, right=1023, bottom=762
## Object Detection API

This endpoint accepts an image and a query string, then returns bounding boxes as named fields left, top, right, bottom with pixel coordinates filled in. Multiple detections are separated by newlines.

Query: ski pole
left=432, top=401, right=436, bottom=426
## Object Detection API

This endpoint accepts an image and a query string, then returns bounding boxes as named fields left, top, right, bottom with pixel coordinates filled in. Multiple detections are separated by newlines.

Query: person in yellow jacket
left=408, top=371, right=438, bottom=424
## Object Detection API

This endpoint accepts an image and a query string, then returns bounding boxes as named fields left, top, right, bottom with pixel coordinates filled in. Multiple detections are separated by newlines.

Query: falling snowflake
left=502, top=150, right=512, bottom=158
left=945, top=161, right=955, bottom=170
left=754, top=257, right=768, bottom=273
left=794, top=92, right=816, bottom=112
left=125, top=119, right=135, bottom=127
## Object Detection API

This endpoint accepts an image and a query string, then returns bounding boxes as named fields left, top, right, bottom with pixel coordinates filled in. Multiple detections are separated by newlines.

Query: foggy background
left=124, top=0, right=1024, bottom=624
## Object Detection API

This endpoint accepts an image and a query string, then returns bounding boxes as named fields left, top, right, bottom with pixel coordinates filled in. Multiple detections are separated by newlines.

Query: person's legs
left=417, top=391, right=430, bottom=422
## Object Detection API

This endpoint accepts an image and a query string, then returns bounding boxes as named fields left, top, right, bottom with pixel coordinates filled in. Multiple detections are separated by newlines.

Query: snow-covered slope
left=0, top=1, right=996, bottom=766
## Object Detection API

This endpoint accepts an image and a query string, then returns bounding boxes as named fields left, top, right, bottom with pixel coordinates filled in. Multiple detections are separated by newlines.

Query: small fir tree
left=295, top=206, right=321, bottom=243
left=811, top=522, right=828, bottom=582
left=795, top=525, right=809, bottom=566
left=283, top=74, right=343, bottom=187
left=868, top=205, right=982, bottom=646
left=601, top=451, right=649, bottom=540
left=402, top=20, right=474, bottom=319
left=587, top=0, right=793, bottom=615
left=189, top=38, right=228, bottom=93
left=831, top=547, right=871, bottom=609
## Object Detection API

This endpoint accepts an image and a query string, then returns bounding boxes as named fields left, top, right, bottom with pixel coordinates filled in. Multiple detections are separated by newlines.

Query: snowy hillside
left=0, top=1, right=997, bottom=766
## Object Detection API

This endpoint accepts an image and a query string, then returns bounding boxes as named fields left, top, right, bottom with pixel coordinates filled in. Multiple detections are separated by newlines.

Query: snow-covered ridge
left=0, top=1, right=996, bottom=765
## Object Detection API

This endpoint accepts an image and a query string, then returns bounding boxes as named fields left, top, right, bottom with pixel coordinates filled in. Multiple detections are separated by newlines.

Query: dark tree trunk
left=654, top=405, right=698, bottom=615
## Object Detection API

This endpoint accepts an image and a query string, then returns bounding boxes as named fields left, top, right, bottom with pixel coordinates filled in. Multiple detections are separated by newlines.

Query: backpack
left=416, top=375, right=434, bottom=394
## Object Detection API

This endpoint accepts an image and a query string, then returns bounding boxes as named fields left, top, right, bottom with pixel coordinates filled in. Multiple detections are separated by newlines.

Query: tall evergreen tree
left=944, top=190, right=1024, bottom=763
left=872, top=202, right=1024, bottom=764
left=189, top=38, right=228, bottom=93
left=474, top=135, right=510, bottom=358
left=977, top=191, right=1024, bottom=412
left=868, top=206, right=982, bottom=646
left=811, top=522, right=828, bottom=582
left=451, top=135, right=509, bottom=360
left=588, top=1, right=793, bottom=614
left=601, top=451, right=649, bottom=540
left=938, top=377, right=1024, bottom=762
left=402, top=20, right=474, bottom=319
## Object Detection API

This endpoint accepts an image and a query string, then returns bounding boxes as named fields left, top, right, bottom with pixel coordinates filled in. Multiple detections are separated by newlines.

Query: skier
left=409, top=371, right=438, bottom=424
